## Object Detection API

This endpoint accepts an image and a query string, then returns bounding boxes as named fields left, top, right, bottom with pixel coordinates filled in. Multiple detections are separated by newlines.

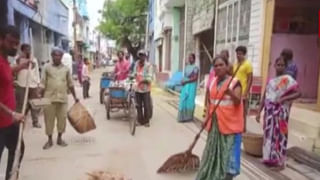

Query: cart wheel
left=100, top=88, right=104, bottom=104
left=129, top=99, right=136, bottom=136
left=106, top=98, right=111, bottom=120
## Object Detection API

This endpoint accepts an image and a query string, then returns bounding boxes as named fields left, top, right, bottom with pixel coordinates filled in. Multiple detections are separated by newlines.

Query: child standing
left=82, top=58, right=90, bottom=99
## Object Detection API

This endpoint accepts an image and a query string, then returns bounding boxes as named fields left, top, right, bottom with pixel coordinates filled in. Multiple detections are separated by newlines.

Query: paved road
left=1, top=68, right=254, bottom=180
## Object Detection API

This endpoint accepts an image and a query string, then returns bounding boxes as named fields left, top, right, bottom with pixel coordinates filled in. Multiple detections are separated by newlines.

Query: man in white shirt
left=15, top=43, right=42, bottom=128
left=62, top=52, right=73, bottom=74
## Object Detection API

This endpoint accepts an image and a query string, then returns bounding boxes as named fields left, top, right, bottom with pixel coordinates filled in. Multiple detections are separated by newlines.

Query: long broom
left=9, top=61, right=32, bottom=180
left=9, top=29, right=34, bottom=180
left=157, top=63, right=242, bottom=173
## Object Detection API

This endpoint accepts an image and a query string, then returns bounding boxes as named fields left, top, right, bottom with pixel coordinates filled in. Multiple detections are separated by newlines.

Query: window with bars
left=216, top=0, right=251, bottom=44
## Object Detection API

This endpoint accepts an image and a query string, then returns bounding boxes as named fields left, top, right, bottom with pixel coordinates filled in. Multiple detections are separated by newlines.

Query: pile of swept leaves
left=87, top=171, right=131, bottom=180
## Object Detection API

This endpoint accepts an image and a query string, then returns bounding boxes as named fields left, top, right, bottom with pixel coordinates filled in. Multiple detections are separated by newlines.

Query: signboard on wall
left=192, top=8, right=214, bottom=35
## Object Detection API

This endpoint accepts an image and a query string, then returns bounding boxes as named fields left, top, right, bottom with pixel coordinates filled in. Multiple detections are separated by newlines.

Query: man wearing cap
left=40, top=47, right=79, bottom=150
left=132, top=50, right=153, bottom=127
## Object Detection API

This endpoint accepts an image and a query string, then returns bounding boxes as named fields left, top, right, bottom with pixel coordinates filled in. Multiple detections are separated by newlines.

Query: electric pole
left=73, top=0, right=78, bottom=58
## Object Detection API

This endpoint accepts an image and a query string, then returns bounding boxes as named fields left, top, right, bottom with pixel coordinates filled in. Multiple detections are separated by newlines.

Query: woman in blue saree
left=178, top=53, right=199, bottom=122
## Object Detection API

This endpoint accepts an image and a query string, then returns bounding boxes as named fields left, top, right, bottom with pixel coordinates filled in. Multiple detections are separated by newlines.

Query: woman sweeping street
left=196, top=56, right=244, bottom=180
left=256, top=57, right=301, bottom=171
left=178, top=53, right=199, bottom=122
left=204, top=50, right=230, bottom=118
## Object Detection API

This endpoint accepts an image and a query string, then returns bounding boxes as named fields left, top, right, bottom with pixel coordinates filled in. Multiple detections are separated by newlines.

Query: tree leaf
left=98, top=0, right=148, bottom=59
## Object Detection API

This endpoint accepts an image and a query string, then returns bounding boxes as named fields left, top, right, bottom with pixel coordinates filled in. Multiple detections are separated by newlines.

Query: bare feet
left=43, top=140, right=53, bottom=150
left=269, top=165, right=285, bottom=171
left=33, top=122, right=41, bottom=128
left=57, top=138, right=68, bottom=147
left=144, top=123, right=150, bottom=127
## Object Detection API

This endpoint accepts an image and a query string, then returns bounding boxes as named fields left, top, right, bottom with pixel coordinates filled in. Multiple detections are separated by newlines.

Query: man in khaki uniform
left=41, top=47, right=78, bottom=150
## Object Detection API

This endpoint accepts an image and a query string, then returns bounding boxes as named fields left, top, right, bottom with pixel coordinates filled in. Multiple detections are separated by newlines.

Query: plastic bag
left=68, top=103, right=96, bottom=134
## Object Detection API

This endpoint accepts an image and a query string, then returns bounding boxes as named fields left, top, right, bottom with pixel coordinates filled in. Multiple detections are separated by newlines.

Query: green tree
left=99, top=0, right=148, bottom=59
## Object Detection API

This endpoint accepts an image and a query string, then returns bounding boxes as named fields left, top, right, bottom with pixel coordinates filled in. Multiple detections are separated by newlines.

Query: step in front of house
left=289, top=106, right=320, bottom=138
left=313, top=140, right=320, bottom=154
left=288, top=130, right=315, bottom=151
left=288, top=106, right=320, bottom=153
left=289, top=117, right=320, bottom=140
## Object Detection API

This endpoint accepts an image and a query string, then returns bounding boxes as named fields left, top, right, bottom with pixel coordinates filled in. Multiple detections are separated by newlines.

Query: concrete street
left=0, top=68, right=280, bottom=180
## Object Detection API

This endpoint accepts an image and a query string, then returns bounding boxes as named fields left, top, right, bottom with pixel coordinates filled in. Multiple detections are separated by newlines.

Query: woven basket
left=68, top=103, right=96, bottom=134
left=242, top=132, right=263, bottom=157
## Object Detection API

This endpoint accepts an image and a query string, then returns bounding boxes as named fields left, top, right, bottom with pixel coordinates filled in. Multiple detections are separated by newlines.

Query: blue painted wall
left=44, top=0, right=69, bottom=36
left=9, top=0, right=69, bottom=37
left=7, top=0, right=70, bottom=60
left=76, top=0, right=89, bottom=18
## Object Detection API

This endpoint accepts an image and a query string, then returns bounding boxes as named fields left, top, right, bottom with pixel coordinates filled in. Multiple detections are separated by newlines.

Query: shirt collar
left=52, top=63, right=63, bottom=68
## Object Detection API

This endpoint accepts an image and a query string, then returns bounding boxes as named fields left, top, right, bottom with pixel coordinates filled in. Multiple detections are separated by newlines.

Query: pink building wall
left=269, top=34, right=320, bottom=99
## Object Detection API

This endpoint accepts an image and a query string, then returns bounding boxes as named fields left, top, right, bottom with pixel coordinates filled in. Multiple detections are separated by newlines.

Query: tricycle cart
left=105, top=81, right=137, bottom=135
left=100, top=72, right=112, bottom=104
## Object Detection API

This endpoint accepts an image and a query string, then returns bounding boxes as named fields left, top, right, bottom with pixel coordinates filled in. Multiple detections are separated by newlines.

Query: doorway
left=197, top=28, right=214, bottom=82
left=269, top=0, right=320, bottom=106
left=158, top=45, right=163, bottom=72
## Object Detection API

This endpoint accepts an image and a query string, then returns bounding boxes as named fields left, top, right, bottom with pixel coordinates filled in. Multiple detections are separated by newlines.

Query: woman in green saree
left=196, top=56, right=244, bottom=180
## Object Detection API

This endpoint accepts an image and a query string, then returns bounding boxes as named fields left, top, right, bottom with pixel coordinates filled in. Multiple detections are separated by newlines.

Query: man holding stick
left=0, top=26, right=28, bottom=180
left=15, top=43, right=42, bottom=128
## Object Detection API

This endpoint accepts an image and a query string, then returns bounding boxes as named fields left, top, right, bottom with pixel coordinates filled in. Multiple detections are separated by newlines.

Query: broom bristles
left=157, top=152, right=200, bottom=173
